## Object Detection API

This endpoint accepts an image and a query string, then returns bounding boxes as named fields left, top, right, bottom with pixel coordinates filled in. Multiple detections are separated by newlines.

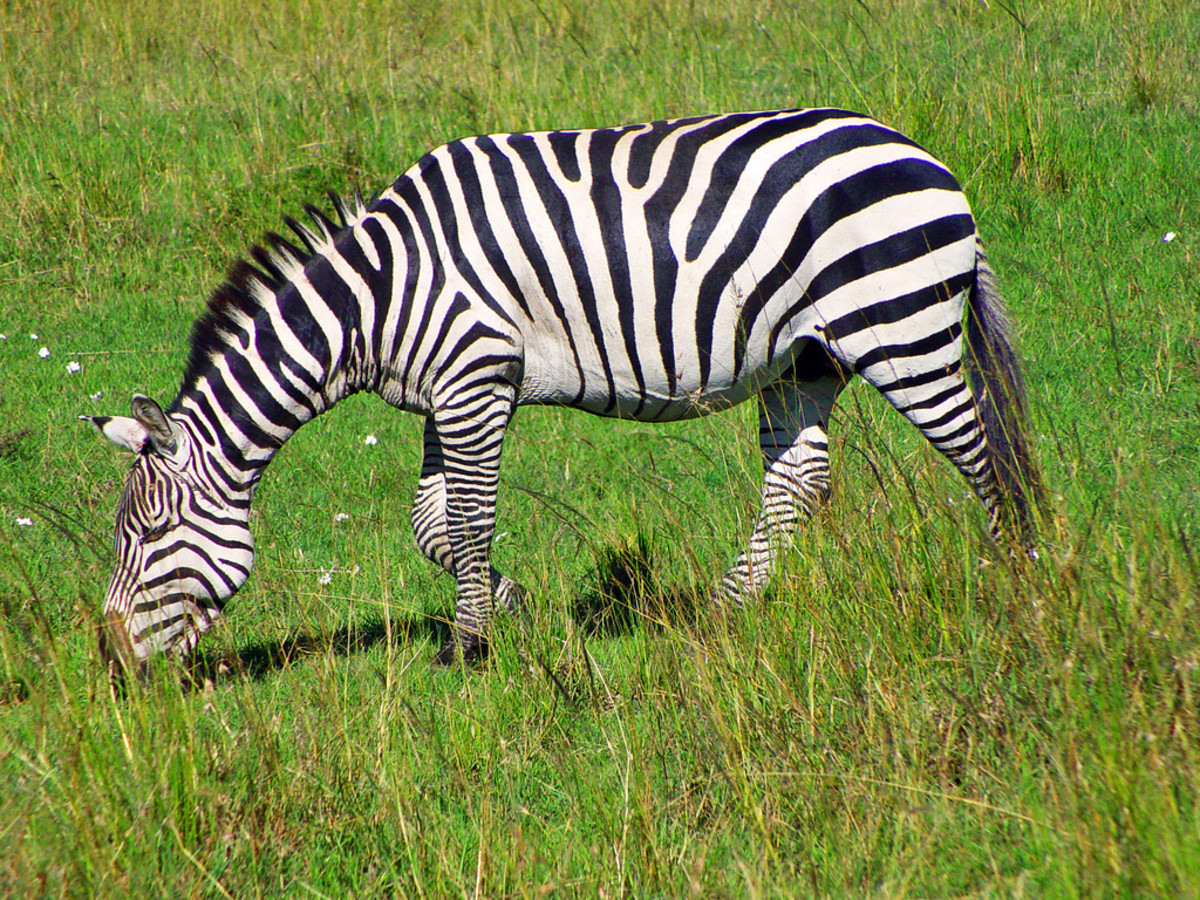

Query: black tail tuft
left=966, top=242, right=1045, bottom=544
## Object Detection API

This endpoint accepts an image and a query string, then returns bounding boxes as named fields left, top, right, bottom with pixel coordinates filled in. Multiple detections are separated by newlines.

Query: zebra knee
left=412, top=514, right=455, bottom=575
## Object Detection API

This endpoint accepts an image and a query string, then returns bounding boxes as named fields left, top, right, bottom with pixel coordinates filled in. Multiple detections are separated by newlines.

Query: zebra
left=84, top=107, right=1041, bottom=671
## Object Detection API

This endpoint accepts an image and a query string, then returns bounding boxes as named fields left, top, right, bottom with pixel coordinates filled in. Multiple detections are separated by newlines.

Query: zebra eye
left=140, top=521, right=172, bottom=544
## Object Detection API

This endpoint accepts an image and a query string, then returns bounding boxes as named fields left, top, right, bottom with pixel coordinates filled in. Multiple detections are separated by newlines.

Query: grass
left=1, top=0, right=1199, bottom=895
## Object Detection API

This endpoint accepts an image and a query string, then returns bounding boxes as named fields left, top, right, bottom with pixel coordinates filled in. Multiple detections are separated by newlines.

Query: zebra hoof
left=505, top=580, right=531, bottom=612
left=431, top=634, right=489, bottom=668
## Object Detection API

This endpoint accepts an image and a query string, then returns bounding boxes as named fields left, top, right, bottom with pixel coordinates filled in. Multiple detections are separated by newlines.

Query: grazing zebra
left=84, top=108, right=1040, bottom=671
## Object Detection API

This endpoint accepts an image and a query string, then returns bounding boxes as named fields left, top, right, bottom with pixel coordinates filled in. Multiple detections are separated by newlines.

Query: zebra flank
left=85, top=108, right=1041, bottom=671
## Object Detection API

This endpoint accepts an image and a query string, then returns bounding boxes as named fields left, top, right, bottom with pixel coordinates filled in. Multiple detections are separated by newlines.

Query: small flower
left=66, top=360, right=82, bottom=375
left=89, top=391, right=104, bottom=401
left=317, top=567, right=333, bottom=585
left=37, top=346, right=50, bottom=359
left=15, top=517, right=33, bottom=527
left=1162, top=232, right=1177, bottom=242
left=364, top=434, right=378, bottom=445
left=29, top=333, right=38, bottom=340
left=335, top=513, right=350, bottom=523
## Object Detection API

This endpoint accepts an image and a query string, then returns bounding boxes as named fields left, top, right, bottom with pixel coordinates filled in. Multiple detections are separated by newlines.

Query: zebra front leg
left=717, top=375, right=842, bottom=606
left=412, top=418, right=529, bottom=613
left=428, top=385, right=517, bottom=667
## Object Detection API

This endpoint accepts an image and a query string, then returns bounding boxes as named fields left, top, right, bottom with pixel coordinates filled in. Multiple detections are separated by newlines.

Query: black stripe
left=634, top=114, right=792, bottom=403
left=870, top=359, right=963, bottom=395
left=853, top=322, right=962, bottom=375
left=178, top=388, right=252, bottom=478
left=421, top=147, right=519, bottom=331
left=806, top=214, right=975, bottom=312
left=415, top=292, right=472, bottom=392
left=139, top=565, right=224, bottom=599
left=386, top=178, right=450, bottom=388
left=248, top=321, right=320, bottom=416
left=739, top=159, right=965, bottom=375
left=904, top=381, right=970, bottom=412
left=547, top=130, right=582, bottom=182
left=372, top=194, right=425, bottom=384
left=628, top=112, right=757, bottom=189
left=588, top=127, right=646, bottom=414
left=224, top=351, right=306, bottom=435
left=821, top=271, right=974, bottom=343
left=332, top=213, right=396, bottom=365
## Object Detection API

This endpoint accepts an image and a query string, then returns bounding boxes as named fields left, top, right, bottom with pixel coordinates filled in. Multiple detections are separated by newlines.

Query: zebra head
left=84, top=394, right=254, bottom=671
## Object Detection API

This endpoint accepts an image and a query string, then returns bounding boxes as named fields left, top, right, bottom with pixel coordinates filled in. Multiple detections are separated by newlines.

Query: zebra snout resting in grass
left=83, top=108, right=1042, bottom=673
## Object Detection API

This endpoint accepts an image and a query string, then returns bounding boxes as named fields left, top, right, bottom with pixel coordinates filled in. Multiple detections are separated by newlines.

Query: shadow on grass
left=193, top=612, right=451, bottom=684
left=573, top=533, right=709, bottom=638
left=186, top=535, right=709, bottom=686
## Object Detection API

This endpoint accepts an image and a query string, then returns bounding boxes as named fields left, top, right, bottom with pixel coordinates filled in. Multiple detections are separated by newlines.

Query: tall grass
left=1, top=0, right=1198, bottom=896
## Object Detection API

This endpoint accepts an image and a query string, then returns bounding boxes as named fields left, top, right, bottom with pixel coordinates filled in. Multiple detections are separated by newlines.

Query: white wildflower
left=1162, top=232, right=1177, bottom=242
left=29, top=333, right=38, bottom=340
left=89, top=391, right=104, bottom=401
left=317, top=567, right=334, bottom=585
left=15, top=517, right=33, bottom=527
left=335, top=512, right=350, bottom=522
left=66, top=361, right=82, bottom=375
left=364, top=434, right=378, bottom=445
left=37, top=346, right=50, bottom=359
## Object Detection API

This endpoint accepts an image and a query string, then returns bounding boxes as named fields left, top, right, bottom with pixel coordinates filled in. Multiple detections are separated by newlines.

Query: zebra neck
left=171, top=308, right=376, bottom=493
left=169, top=192, right=420, bottom=493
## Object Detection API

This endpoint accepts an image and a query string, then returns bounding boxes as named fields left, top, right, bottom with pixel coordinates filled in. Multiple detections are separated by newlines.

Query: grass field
left=1, top=0, right=1198, bottom=895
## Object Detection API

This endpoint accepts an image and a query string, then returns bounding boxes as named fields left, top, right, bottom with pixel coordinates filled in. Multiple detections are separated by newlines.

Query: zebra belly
left=519, top=330, right=795, bottom=422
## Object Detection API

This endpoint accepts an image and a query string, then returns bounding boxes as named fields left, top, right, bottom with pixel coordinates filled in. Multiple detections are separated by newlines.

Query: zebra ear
left=78, top=394, right=179, bottom=456
left=81, top=414, right=151, bottom=454
left=130, top=394, right=179, bottom=456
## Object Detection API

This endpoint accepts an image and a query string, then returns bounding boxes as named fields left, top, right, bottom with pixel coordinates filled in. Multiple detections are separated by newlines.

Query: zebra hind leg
left=866, top=365, right=1010, bottom=544
left=717, top=374, right=843, bottom=606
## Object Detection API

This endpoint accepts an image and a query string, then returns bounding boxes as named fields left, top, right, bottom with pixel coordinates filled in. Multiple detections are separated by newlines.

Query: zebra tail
left=965, top=240, right=1045, bottom=542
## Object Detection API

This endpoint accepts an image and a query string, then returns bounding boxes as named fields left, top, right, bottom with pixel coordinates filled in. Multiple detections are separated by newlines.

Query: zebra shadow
left=191, top=537, right=705, bottom=685
left=193, top=613, right=450, bottom=684
left=573, top=535, right=709, bottom=639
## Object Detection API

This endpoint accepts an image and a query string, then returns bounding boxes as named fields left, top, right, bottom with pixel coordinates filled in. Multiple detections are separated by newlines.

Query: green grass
left=2, top=0, right=1199, bottom=895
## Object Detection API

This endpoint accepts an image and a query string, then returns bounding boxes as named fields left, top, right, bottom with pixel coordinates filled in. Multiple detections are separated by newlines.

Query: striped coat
left=86, top=109, right=1040, bottom=670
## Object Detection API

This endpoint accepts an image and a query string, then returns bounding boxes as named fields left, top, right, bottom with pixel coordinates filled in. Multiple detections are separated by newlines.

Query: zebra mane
left=177, top=191, right=370, bottom=393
